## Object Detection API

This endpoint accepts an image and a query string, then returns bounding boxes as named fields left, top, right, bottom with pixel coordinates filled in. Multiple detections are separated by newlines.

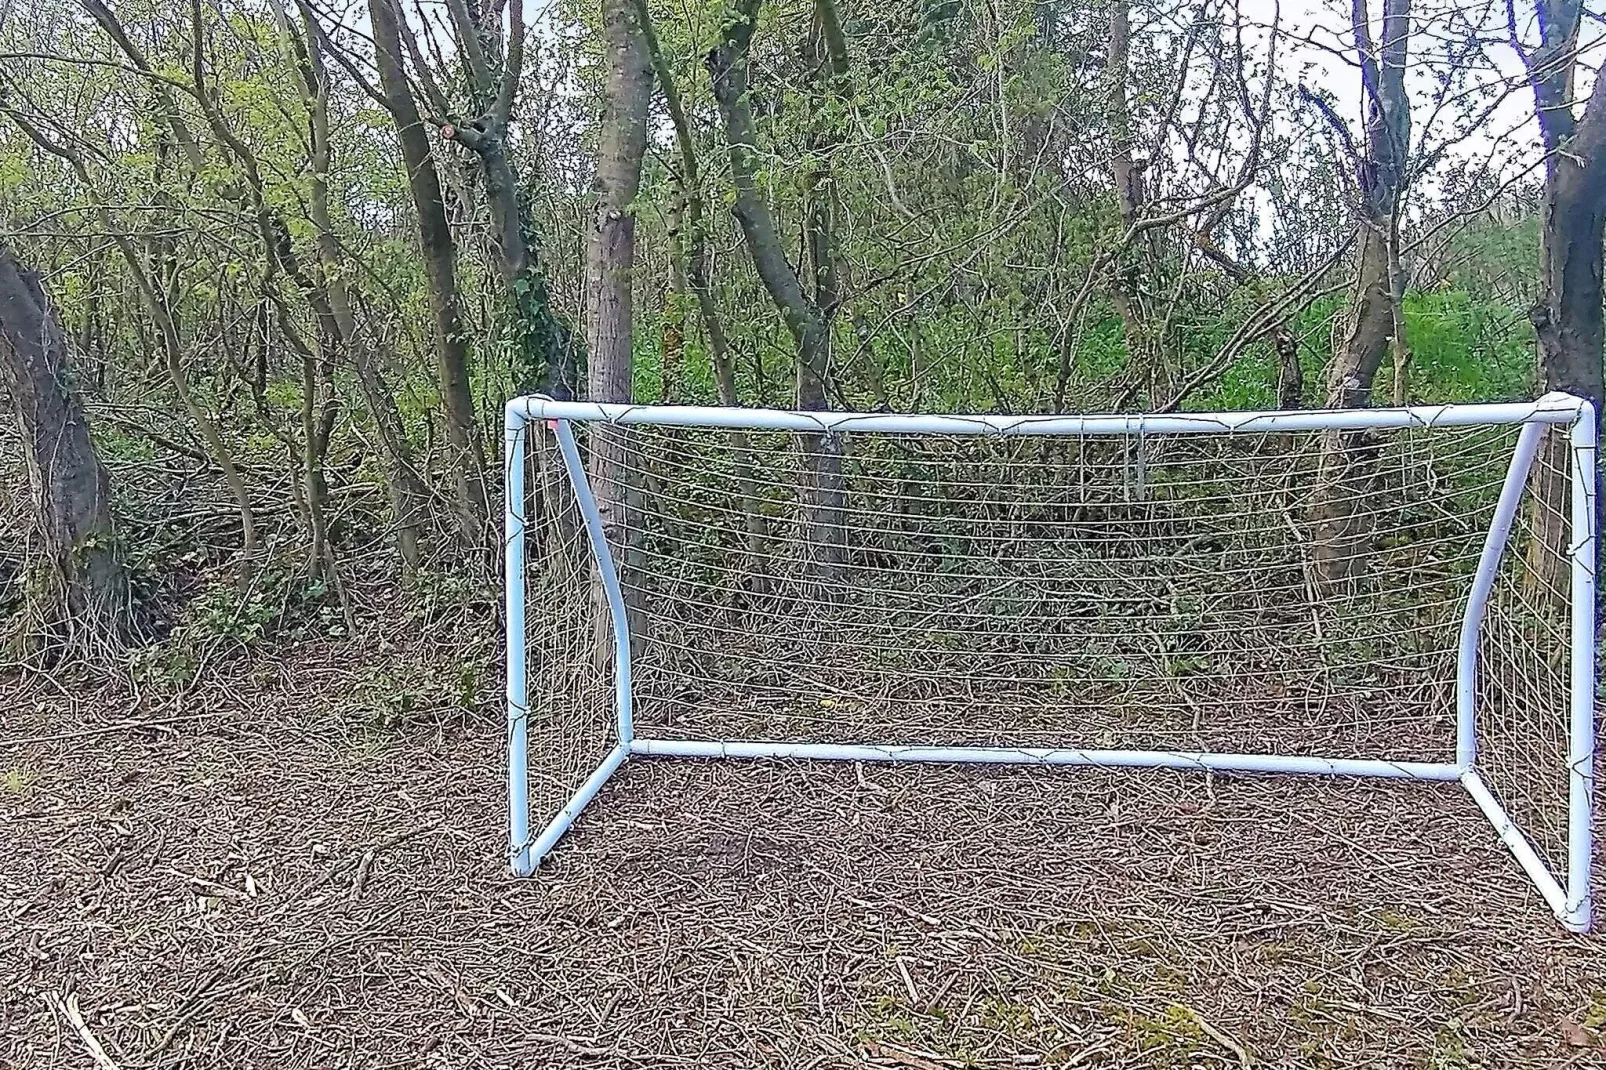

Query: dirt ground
left=3, top=641, right=1605, bottom=1069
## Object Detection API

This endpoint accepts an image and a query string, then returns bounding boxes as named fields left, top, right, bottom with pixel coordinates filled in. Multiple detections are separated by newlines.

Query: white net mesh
left=1476, top=428, right=1575, bottom=879
left=513, top=409, right=1582, bottom=884
left=515, top=426, right=615, bottom=855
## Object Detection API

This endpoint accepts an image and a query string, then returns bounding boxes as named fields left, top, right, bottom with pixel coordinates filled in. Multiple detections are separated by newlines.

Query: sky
left=1237, top=0, right=1601, bottom=182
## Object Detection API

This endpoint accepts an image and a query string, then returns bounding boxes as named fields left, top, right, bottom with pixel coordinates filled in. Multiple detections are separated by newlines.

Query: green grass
left=2, top=766, right=38, bottom=796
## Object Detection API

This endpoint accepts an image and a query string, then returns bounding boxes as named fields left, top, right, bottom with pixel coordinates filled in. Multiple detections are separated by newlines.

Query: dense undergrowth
left=0, top=284, right=1539, bottom=695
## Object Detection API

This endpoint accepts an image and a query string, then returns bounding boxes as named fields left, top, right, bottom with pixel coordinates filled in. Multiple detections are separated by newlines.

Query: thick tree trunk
left=1310, top=221, right=1393, bottom=587
left=1536, top=170, right=1606, bottom=412
left=1327, top=222, right=1395, bottom=411
left=370, top=0, right=487, bottom=549
left=1526, top=118, right=1606, bottom=596
left=0, top=248, right=130, bottom=650
left=585, top=0, right=653, bottom=657
left=1516, top=0, right=1606, bottom=602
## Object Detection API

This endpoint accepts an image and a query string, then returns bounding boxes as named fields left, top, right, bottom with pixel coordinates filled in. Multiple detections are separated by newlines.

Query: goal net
left=503, top=395, right=1596, bottom=932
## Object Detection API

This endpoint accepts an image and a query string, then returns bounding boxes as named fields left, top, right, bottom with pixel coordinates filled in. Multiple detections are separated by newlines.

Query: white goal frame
left=504, top=392, right=1598, bottom=932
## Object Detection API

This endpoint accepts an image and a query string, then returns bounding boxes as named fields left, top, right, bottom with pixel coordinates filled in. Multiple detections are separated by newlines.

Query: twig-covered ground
left=3, top=642, right=1604, bottom=1069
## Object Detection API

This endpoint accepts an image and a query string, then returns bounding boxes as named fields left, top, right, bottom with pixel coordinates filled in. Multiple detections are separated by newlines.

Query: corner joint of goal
left=512, top=743, right=631, bottom=876
left=1461, top=768, right=1593, bottom=934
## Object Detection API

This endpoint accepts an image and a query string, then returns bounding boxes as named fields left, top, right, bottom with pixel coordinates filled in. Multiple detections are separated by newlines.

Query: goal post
left=504, top=392, right=1596, bottom=933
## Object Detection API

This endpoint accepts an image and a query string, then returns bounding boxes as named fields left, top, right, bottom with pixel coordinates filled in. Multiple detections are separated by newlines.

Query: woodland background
left=1, top=0, right=1604, bottom=667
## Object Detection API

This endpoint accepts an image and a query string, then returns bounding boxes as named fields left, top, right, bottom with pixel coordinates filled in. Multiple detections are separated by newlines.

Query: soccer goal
left=503, top=392, right=1597, bottom=932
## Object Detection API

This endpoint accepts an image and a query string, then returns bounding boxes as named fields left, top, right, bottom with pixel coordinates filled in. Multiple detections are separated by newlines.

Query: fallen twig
left=153, top=950, right=274, bottom=1053
left=349, top=847, right=376, bottom=900
left=861, top=1040, right=956, bottom=1070
left=44, top=991, right=121, bottom=1070
left=163, top=868, right=250, bottom=900
left=530, top=1032, right=620, bottom=1058
left=264, top=822, right=441, bottom=922
left=1, top=713, right=215, bottom=748
left=1182, top=1005, right=1253, bottom=1067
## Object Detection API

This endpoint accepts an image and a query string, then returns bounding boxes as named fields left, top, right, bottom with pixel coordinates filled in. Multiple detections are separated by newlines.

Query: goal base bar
left=517, top=740, right=1590, bottom=932
left=628, top=738, right=1464, bottom=779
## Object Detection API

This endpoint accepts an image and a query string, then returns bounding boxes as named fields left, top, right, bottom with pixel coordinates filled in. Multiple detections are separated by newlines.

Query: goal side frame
left=503, top=393, right=1596, bottom=933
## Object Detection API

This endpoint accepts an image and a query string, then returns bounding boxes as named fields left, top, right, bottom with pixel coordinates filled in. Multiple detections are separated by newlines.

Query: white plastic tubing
left=505, top=393, right=1596, bottom=932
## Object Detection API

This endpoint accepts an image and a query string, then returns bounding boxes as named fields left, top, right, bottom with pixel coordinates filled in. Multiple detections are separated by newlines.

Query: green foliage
left=352, top=656, right=485, bottom=731
left=0, top=0, right=1564, bottom=672
left=1, top=766, right=37, bottom=796
left=187, top=566, right=322, bottom=646
left=180, top=571, right=330, bottom=645
left=1404, top=290, right=1533, bottom=402
left=1182, top=288, right=1535, bottom=411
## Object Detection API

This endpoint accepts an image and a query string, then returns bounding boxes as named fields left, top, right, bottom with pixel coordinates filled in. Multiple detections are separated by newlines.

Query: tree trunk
left=55, top=0, right=261, bottom=589
left=370, top=0, right=487, bottom=550
left=708, top=0, right=844, bottom=572
left=660, top=263, right=685, bottom=405
left=1273, top=323, right=1303, bottom=410
left=633, top=0, right=769, bottom=584
left=153, top=263, right=260, bottom=591
left=1535, top=160, right=1606, bottom=408
left=1526, top=80, right=1606, bottom=596
left=0, top=248, right=130, bottom=651
left=799, top=0, right=851, bottom=571
left=1105, top=0, right=1152, bottom=396
left=585, top=0, right=653, bottom=659
left=192, top=15, right=348, bottom=592
left=1310, top=221, right=1393, bottom=587
left=1308, top=0, right=1411, bottom=591
left=1508, top=0, right=1606, bottom=600
left=429, top=0, right=574, bottom=398
left=280, top=0, right=428, bottom=578
left=280, top=303, right=336, bottom=584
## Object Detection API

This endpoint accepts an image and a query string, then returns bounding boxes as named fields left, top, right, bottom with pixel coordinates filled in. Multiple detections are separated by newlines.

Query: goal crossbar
left=504, top=392, right=1597, bottom=933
